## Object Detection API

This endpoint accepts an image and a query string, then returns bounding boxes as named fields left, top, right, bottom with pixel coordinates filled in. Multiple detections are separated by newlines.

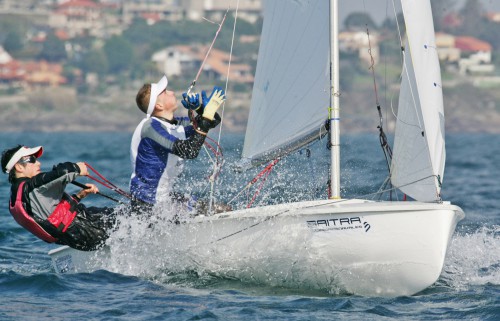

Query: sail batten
left=238, top=125, right=327, bottom=171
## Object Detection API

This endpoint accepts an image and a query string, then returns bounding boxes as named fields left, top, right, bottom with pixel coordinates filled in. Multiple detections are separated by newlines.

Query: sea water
left=0, top=132, right=498, bottom=320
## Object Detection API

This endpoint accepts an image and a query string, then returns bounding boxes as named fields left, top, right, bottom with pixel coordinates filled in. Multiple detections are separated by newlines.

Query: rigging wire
left=178, top=2, right=237, bottom=213
left=365, top=26, right=393, bottom=173
left=200, top=173, right=442, bottom=247
left=207, top=0, right=240, bottom=214
left=185, top=8, right=229, bottom=97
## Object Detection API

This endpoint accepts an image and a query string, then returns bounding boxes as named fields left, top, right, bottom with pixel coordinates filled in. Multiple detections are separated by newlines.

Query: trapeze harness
left=9, top=181, right=79, bottom=243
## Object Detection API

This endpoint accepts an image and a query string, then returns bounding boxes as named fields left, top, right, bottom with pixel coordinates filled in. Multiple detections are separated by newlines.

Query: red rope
left=84, top=162, right=132, bottom=199
left=246, top=159, right=279, bottom=208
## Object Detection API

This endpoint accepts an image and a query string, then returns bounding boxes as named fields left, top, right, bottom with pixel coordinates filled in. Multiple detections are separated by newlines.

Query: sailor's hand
left=181, top=92, right=202, bottom=112
left=202, top=87, right=225, bottom=121
left=76, top=183, right=99, bottom=199
left=77, top=162, right=89, bottom=176
left=194, top=113, right=221, bottom=135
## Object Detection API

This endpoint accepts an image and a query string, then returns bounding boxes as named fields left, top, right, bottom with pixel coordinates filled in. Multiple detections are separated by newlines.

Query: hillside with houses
left=1, top=0, right=500, bottom=133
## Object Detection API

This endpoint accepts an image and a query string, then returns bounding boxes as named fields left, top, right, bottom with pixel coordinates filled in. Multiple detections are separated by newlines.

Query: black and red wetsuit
left=9, top=162, right=116, bottom=251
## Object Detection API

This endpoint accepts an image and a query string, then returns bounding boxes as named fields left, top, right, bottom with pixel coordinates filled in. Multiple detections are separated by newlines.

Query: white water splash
left=441, top=225, right=500, bottom=290
left=93, top=199, right=350, bottom=294
left=101, top=199, right=195, bottom=277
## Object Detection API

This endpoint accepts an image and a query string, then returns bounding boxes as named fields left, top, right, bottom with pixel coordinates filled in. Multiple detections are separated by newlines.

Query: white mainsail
left=241, top=0, right=330, bottom=167
left=390, top=0, right=446, bottom=201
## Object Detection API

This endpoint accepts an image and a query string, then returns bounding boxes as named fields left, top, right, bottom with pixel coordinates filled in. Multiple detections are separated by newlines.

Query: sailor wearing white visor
left=2, top=145, right=117, bottom=251
left=130, top=75, right=225, bottom=213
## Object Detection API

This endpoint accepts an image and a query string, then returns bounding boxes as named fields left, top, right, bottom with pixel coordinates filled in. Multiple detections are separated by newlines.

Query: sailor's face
left=159, top=89, right=177, bottom=112
left=17, top=156, right=41, bottom=178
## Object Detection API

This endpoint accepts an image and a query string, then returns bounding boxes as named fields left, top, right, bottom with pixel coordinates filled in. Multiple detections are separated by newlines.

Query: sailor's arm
left=171, top=113, right=221, bottom=158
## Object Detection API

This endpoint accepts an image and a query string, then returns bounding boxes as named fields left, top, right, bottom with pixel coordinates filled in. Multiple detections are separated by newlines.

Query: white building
left=0, top=46, right=13, bottom=64
left=151, top=45, right=254, bottom=83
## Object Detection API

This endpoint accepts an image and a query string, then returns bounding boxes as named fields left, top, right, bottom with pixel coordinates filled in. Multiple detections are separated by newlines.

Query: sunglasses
left=18, top=155, right=38, bottom=164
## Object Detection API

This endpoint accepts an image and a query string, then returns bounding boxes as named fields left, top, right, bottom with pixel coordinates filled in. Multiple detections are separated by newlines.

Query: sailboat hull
left=49, top=199, right=464, bottom=297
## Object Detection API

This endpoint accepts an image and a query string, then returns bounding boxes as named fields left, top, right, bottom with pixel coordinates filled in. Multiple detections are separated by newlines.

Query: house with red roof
left=455, top=37, right=492, bottom=55
left=48, top=0, right=121, bottom=38
left=435, top=33, right=495, bottom=75
left=435, top=33, right=461, bottom=63
left=0, top=59, right=66, bottom=87
left=151, top=45, right=254, bottom=85
left=23, top=60, right=67, bottom=87
left=0, top=60, right=24, bottom=84
left=455, top=36, right=494, bottom=75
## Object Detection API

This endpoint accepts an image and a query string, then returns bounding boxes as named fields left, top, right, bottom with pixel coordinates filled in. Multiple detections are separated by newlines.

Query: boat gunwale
left=194, top=199, right=465, bottom=222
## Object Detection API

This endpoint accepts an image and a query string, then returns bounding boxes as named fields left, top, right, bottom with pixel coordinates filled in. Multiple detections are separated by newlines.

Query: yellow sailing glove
left=202, top=87, right=226, bottom=120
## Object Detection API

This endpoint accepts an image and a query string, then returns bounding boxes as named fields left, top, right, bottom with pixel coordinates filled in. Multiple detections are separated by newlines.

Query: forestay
left=241, top=0, right=330, bottom=168
left=390, top=0, right=445, bottom=201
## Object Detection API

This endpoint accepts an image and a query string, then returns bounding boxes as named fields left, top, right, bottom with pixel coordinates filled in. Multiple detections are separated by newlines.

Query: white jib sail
left=241, top=0, right=330, bottom=168
left=391, top=0, right=446, bottom=201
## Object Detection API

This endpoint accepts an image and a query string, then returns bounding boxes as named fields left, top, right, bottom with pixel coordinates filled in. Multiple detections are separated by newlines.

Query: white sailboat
left=49, top=0, right=464, bottom=296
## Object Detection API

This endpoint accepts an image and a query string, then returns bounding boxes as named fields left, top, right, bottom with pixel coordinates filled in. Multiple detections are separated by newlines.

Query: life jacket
left=9, top=181, right=57, bottom=243
left=46, top=196, right=78, bottom=233
left=9, top=181, right=79, bottom=243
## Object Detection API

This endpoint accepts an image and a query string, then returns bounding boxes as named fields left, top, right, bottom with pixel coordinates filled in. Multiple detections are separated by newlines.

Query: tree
left=430, top=0, right=457, bottom=31
left=38, top=33, right=67, bottom=62
left=458, top=0, right=485, bottom=36
left=82, top=49, right=109, bottom=76
left=478, top=20, right=500, bottom=50
left=103, top=35, right=134, bottom=74
left=3, top=31, right=24, bottom=54
left=344, top=12, right=377, bottom=30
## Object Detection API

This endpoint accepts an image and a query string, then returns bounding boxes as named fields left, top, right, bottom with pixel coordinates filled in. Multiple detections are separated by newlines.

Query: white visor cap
left=146, top=75, right=168, bottom=116
left=5, top=146, right=43, bottom=173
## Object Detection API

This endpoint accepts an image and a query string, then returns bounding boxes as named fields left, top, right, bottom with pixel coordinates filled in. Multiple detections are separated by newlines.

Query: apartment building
left=182, top=0, right=261, bottom=23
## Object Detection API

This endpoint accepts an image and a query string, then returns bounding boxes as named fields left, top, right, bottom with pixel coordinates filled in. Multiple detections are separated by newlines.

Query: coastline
left=2, top=85, right=500, bottom=134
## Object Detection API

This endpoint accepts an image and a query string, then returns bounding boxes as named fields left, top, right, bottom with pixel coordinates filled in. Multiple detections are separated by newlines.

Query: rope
left=205, top=176, right=443, bottom=246
left=216, top=0, right=239, bottom=147
left=365, top=25, right=393, bottom=174
left=72, top=180, right=124, bottom=204
left=366, top=27, right=380, bottom=108
left=227, top=159, right=280, bottom=206
left=186, top=8, right=230, bottom=96
left=84, top=162, right=132, bottom=199
left=203, top=136, right=224, bottom=182
left=246, top=166, right=272, bottom=208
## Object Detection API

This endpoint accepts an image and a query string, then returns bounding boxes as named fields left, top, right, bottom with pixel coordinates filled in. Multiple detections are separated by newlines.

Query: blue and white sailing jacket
left=129, top=116, right=204, bottom=205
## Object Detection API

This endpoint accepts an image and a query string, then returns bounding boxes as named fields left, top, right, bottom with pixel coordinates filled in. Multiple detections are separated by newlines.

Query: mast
left=329, top=0, right=341, bottom=199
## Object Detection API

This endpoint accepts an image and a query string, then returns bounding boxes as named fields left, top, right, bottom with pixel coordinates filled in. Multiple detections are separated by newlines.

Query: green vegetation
left=38, top=33, right=67, bottom=62
left=0, top=1, right=499, bottom=100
